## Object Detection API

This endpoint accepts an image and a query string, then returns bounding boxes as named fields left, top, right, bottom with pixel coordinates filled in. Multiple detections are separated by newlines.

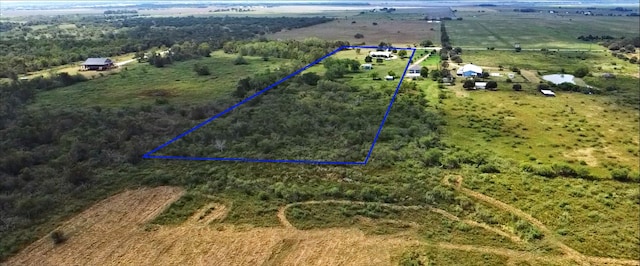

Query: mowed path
left=442, top=175, right=640, bottom=266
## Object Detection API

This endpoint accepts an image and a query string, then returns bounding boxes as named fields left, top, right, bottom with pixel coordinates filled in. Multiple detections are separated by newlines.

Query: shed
left=474, top=82, right=487, bottom=89
left=540, top=89, right=556, bottom=97
left=361, top=63, right=373, bottom=70
left=81, top=58, right=114, bottom=71
left=385, top=75, right=394, bottom=80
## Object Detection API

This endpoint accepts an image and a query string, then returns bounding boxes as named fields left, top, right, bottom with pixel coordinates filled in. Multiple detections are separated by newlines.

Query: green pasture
left=30, top=51, right=290, bottom=109
left=441, top=89, right=639, bottom=176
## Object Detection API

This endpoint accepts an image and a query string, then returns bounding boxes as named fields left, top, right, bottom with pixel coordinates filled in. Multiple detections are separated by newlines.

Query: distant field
left=270, top=14, right=440, bottom=46
left=447, top=8, right=640, bottom=49
left=461, top=50, right=639, bottom=78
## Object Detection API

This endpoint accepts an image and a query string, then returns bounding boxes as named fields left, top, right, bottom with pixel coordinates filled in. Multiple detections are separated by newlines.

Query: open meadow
left=2, top=3, right=639, bottom=265
left=447, top=7, right=640, bottom=50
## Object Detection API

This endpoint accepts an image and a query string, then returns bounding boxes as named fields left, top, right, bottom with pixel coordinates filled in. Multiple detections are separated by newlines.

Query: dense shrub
left=611, top=168, right=632, bottom=182
left=534, top=165, right=557, bottom=178
left=50, top=230, right=66, bottom=244
left=552, top=163, right=577, bottom=177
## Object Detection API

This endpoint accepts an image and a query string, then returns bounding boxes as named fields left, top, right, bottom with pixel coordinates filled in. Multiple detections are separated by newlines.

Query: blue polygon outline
left=143, top=45, right=417, bottom=165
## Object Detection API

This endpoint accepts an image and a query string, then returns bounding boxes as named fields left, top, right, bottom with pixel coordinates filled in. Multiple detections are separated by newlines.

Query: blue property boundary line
left=363, top=48, right=416, bottom=164
left=143, top=45, right=417, bottom=165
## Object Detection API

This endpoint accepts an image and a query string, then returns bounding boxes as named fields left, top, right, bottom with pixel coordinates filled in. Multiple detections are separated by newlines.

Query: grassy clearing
left=286, top=202, right=521, bottom=249
left=448, top=9, right=640, bottom=49
left=464, top=172, right=640, bottom=259
left=461, top=50, right=639, bottom=78
left=441, top=89, right=639, bottom=176
left=21, top=53, right=139, bottom=80
left=397, top=247, right=510, bottom=266
left=30, top=51, right=290, bottom=109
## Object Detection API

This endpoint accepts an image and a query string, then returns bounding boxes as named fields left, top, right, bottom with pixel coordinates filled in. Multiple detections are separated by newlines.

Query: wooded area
left=0, top=16, right=332, bottom=78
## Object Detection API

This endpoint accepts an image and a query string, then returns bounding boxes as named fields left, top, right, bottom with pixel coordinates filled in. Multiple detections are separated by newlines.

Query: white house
left=407, top=66, right=422, bottom=77
left=370, top=51, right=392, bottom=58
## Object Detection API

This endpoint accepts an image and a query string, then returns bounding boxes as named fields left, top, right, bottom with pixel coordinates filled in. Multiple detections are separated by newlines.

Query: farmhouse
left=81, top=58, right=115, bottom=71
left=457, top=64, right=483, bottom=77
left=369, top=51, right=392, bottom=58
left=407, top=66, right=422, bottom=77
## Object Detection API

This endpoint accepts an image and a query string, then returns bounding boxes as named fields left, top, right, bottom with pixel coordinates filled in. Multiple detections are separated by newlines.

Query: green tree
left=512, top=84, right=523, bottom=91
left=398, top=50, right=408, bottom=58
left=574, top=66, right=589, bottom=78
left=486, top=81, right=498, bottom=90
left=420, top=40, right=434, bottom=47
left=463, top=79, right=475, bottom=89
left=420, top=66, right=429, bottom=78
left=364, top=55, right=372, bottom=63
left=193, top=63, right=210, bottom=76
left=301, top=72, right=320, bottom=85
left=197, top=42, right=211, bottom=57
left=233, top=55, right=248, bottom=65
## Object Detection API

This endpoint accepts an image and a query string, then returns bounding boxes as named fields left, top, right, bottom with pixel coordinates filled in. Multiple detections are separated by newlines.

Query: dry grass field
left=270, top=15, right=440, bottom=46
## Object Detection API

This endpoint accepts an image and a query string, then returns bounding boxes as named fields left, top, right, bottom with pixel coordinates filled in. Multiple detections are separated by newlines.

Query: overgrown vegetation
left=0, top=16, right=332, bottom=78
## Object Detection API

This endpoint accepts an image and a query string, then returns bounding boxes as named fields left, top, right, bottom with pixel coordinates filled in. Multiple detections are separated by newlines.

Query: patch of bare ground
left=7, top=188, right=416, bottom=266
left=564, top=147, right=599, bottom=166
left=519, top=69, right=540, bottom=83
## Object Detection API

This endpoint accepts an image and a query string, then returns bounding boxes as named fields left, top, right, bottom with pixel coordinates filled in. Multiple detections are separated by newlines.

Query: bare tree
left=215, top=139, right=226, bottom=152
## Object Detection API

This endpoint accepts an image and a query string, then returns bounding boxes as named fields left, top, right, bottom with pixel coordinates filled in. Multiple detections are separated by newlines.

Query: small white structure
left=407, top=66, right=422, bottom=77
left=361, top=63, right=373, bottom=70
left=540, top=89, right=556, bottom=97
left=508, top=73, right=515, bottom=79
left=474, top=82, right=487, bottom=89
left=385, top=75, right=394, bottom=80
left=370, top=51, right=392, bottom=58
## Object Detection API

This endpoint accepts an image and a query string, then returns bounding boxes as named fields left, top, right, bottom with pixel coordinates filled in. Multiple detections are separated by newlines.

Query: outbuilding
left=457, top=64, right=483, bottom=77
left=540, top=89, right=556, bottom=97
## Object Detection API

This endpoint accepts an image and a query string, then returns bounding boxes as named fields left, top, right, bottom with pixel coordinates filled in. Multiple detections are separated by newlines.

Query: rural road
left=116, top=59, right=136, bottom=66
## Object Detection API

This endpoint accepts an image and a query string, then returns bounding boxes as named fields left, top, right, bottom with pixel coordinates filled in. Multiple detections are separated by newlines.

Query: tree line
left=0, top=16, right=332, bottom=78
